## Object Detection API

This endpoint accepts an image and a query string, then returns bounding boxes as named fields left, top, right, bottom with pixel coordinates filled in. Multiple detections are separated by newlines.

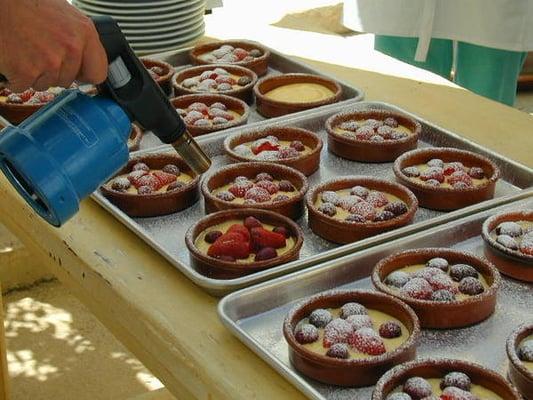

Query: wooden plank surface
left=0, top=39, right=532, bottom=400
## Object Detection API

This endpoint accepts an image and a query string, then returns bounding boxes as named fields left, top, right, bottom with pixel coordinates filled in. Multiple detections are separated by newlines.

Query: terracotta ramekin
left=507, top=324, right=533, bottom=400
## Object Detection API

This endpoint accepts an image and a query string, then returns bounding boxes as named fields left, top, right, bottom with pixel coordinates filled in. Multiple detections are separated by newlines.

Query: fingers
left=77, top=18, right=108, bottom=84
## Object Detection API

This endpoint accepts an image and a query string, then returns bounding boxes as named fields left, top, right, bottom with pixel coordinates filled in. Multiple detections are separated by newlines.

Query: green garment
left=375, top=35, right=527, bottom=106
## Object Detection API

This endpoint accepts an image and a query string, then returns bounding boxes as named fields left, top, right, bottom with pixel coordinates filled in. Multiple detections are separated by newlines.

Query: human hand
left=0, top=0, right=108, bottom=91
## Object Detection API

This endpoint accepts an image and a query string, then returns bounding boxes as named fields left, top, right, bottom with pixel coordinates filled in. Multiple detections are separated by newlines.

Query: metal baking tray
left=137, top=44, right=365, bottom=150
left=92, top=101, right=533, bottom=296
left=218, top=196, right=533, bottom=400
left=0, top=114, right=10, bottom=130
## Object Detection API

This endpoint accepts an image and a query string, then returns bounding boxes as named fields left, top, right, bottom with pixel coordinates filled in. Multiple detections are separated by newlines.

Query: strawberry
left=152, top=170, right=177, bottom=187
left=227, top=224, right=250, bottom=242
left=188, top=102, right=209, bottom=115
left=127, top=170, right=148, bottom=186
left=229, top=181, right=253, bottom=198
left=250, top=227, right=286, bottom=250
left=255, top=180, right=279, bottom=194
left=323, top=318, right=353, bottom=348
left=440, top=387, right=478, bottom=400
left=443, top=161, right=465, bottom=176
left=135, top=174, right=161, bottom=191
left=34, top=91, right=55, bottom=103
left=447, top=171, right=473, bottom=187
left=207, top=232, right=250, bottom=259
left=215, top=75, right=236, bottom=85
left=251, top=139, right=279, bottom=155
left=233, top=48, right=249, bottom=61
left=0, top=88, right=12, bottom=97
left=350, top=327, right=386, bottom=355
left=19, top=88, right=35, bottom=102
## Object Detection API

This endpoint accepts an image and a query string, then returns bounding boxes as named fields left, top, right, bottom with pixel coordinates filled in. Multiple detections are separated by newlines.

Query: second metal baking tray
left=138, top=44, right=364, bottom=150
left=218, top=195, right=533, bottom=400
left=92, top=101, right=533, bottom=296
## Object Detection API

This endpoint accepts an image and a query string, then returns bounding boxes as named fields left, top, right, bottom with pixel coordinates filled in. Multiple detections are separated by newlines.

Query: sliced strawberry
left=227, top=224, right=250, bottom=242
left=323, top=318, right=353, bottom=348
left=228, top=181, right=253, bottom=198
left=440, top=386, right=478, bottom=400
left=207, top=232, right=250, bottom=259
left=233, top=48, right=249, bottom=61
left=152, top=170, right=177, bottom=187
left=34, top=91, right=55, bottom=103
left=19, top=89, right=35, bottom=102
left=447, top=171, right=473, bottom=187
left=250, top=227, right=286, bottom=251
left=127, top=170, right=149, bottom=186
left=350, top=327, right=386, bottom=355
left=135, top=174, right=161, bottom=191
left=251, top=139, right=279, bottom=155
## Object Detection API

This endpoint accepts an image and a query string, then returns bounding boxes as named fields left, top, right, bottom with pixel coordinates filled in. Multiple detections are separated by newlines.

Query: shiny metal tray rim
left=94, top=100, right=533, bottom=296
left=217, top=195, right=533, bottom=400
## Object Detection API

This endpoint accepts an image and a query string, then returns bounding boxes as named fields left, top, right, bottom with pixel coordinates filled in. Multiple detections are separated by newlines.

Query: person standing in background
left=342, top=0, right=533, bottom=106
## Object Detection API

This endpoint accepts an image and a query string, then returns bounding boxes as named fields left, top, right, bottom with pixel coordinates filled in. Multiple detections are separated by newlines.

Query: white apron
left=343, top=0, right=533, bottom=61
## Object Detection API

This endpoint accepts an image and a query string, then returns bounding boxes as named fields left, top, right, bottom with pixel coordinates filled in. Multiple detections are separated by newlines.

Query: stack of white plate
left=73, top=0, right=206, bottom=55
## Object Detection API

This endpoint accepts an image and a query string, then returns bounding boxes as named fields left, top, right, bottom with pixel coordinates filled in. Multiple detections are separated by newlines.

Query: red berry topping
left=294, top=323, right=319, bottom=344
left=200, top=70, right=217, bottom=81
left=255, top=172, right=273, bottom=181
left=427, top=273, right=458, bottom=293
left=244, top=187, right=271, bottom=203
left=111, top=177, right=131, bottom=192
left=385, top=271, right=410, bottom=288
left=420, top=167, right=444, bottom=183
left=379, top=321, right=402, bottom=338
left=244, top=216, right=262, bottom=230
left=443, top=162, right=465, bottom=176
left=326, top=343, right=350, bottom=359
left=250, top=227, right=286, bottom=250
left=127, top=170, right=148, bottom=186
left=355, top=126, right=375, bottom=140
left=339, top=121, right=359, bottom=131
left=132, top=162, right=150, bottom=172
left=233, top=47, right=249, bottom=61
left=19, top=89, right=35, bottom=102
left=447, top=171, right=473, bottom=187
left=413, top=267, right=445, bottom=281
left=35, top=91, right=54, bottom=103
left=188, top=102, right=209, bottom=114
left=374, top=210, right=396, bottom=222
left=440, top=372, right=471, bottom=391
left=384, top=201, right=408, bottom=216
left=255, top=247, right=278, bottom=261
left=521, top=234, right=533, bottom=255
left=350, top=186, right=369, bottom=198
left=0, top=88, right=11, bottom=96
left=278, top=147, right=300, bottom=159
left=207, top=232, right=250, bottom=259
left=162, top=164, right=180, bottom=175
left=209, top=108, right=235, bottom=120
left=215, top=191, right=235, bottom=201
left=229, top=181, right=254, bottom=198
left=251, top=140, right=279, bottom=155
left=440, top=386, right=477, bottom=400
left=289, top=140, right=305, bottom=151
left=227, top=224, right=251, bottom=242
left=384, top=117, right=399, bottom=127
left=468, top=167, right=485, bottom=179
left=210, top=102, right=227, bottom=110
left=458, top=277, right=484, bottom=295
left=403, top=377, right=433, bottom=399
left=340, top=302, right=367, bottom=318
left=279, top=180, right=295, bottom=192
left=345, top=214, right=366, bottom=223
left=135, top=174, right=161, bottom=191
left=323, top=318, right=353, bottom=348
left=338, top=195, right=362, bottom=211
left=204, top=230, right=223, bottom=244
left=152, top=170, right=177, bottom=187
left=449, top=264, right=478, bottom=281
left=308, top=309, right=333, bottom=328
left=138, top=186, right=153, bottom=195
left=350, top=327, right=386, bottom=355
left=402, top=166, right=420, bottom=177
left=431, top=289, right=456, bottom=302
left=215, top=75, right=236, bottom=85
left=256, top=180, right=279, bottom=194
left=184, top=110, right=204, bottom=124
left=401, top=277, right=433, bottom=300
left=272, top=226, right=290, bottom=238
left=318, top=203, right=337, bottom=217
left=6, top=94, right=23, bottom=104
left=349, top=201, right=376, bottom=221
left=166, top=181, right=184, bottom=192
left=346, top=314, right=373, bottom=331
left=426, top=257, right=449, bottom=272
left=238, top=76, right=252, bottom=86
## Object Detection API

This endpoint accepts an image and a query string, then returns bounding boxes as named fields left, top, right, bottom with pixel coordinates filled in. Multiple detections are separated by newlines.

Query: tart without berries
left=202, top=162, right=308, bottom=219
left=507, top=324, right=533, bottom=399
left=482, top=210, right=533, bottom=281
left=254, top=73, right=342, bottom=118
left=171, top=94, right=249, bottom=136
left=190, top=40, right=270, bottom=76
left=306, top=177, right=418, bottom=244
left=140, top=58, right=174, bottom=95
left=372, top=248, right=500, bottom=328
left=394, top=148, right=500, bottom=210
left=172, top=64, right=257, bottom=103
left=101, top=154, right=199, bottom=217
left=325, top=110, right=421, bottom=162
left=185, top=209, right=303, bottom=279
left=372, top=359, right=521, bottom=400
left=283, top=290, right=419, bottom=386
left=224, top=127, right=323, bottom=176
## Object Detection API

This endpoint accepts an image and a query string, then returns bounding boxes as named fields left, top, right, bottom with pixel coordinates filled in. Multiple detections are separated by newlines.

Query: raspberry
left=497, top=234, right=519, bottom=250
left=440, top=387, right=477, bottom=400
left=244, top=216, right=262, bottom=230
left=208, top=232, right=250, bottom=259
left=294, top=323, right=319, bottom=344
left=255, top=172, right=273, bottom=182
left=215, top=75, right=236, bottom=85
left=447, top=171, right=473, bottom=187
left=323, top=318, right=353, bottom=348
left=204, top=231, right=223, bottom=244
left=413, top=267, right=445, bottom=281
left=349, top=201, right=376, bottom=221
left=403, top=377, right=433, bottom=399
left=19, top=89, right=35, bottom=102
left=420, top=167, right=444, bottom=183
left=326, top=343, right=350, bottom=359
left=370, top=135, right=384, bottom=142
left=210, top=102, right=227, bottom=111
left=496, top=222, right=522, bottom=237
left=237, top=76, right=252, bottom=86
left=227, top=224, right=251, bottom=242
left=385, top=271, right=410, bottom=288
left=355, top=126, right=375, bottom=140
left=340, top=302, right=367, bottom=318
left=251, top=139, right=279, bottom=155
left=256, top=180, right=279, bottom=194
left=162, top=164, right=180, bottom=175
left=350, top=186, right=369, bottom=198
left=229, top=181, right=253, bottom=198
left=308, top=309, right=333, bottom=328
left=346, top=315, right=373, bottom=331
left=402, top=167, right=420, bottom=177
left=135, top=174, right=161, bottom=190
left=379, top=321, right=402, bottom=338
left=384, top=201, right=408, bottom=216
left=518, top=340, right=533, bottom=361
left=250, top=227, right=286, bottom=250
left=278, top=180, right=295, bottom=192
left=200, top=70, right=217, bottom=81
left=138, top=186, right=153, bottom=195
left=391, top=131, right=408, bottom=140
left=166, top=181, right=184, bottom=192
left=318, top=203, right=337, bottom=217
left=468, top=167, right=485, bottom=179
left=401, top=277, right=433, bottom=300
left=364, top=119, right=383, bottom=129
left=250, top=49, right=262, bottom=57
left=520, top=234, right=533, bottom=255
left=215, top=191, right=235, bottom=202
left=377, top=125, right=394, bottom=138
left=374, top=210, right=395, bottom=222
left=234, top=176, right=250, bottom=184
left=386, top=394, right=412, bottom=400
left=278, top=147, right=300, bottom=159
left=244, top=187, right=271, bottom=203
left=449, top=264, right=478, bottom=282
left=339, top=121, right=359, bottom=131
left=338, top=195, right=362, bottom=211
left=209, top=108, right=234, bottom=121
left=426, top=257, right=449, bottom=272
left=443, top=162, right=465, bottom=176
left=384, top=117, right=399, bottom=127
left=431, top=289, right=456, bottom=302
left=255, top=247, right=278, bottom=261
left=458, top=277, right=484, bottom=295
left=184, top=110, right=205, bottom=124
left=351, top=327, right=386, bottom=355
left=321, top=191, right=339, bottom=204
left=273, top=194, right=289, bottom=202
left=427, top=273, right=457, bottom=293
left=132, top=162, right=150, bottom=172
left=345, top=214, right=366, bottom=223
left=440, top=372, right=471, bottom=391
left=152, top=171, right=177, bottom=187
left=188, top=102, right=209, bottom=114
left=111, top=177, right=131, bottom=192
left=231, top=47, right=248, bottom=61
left=427, top=158, right=444, bottom=168
left=272, top=226, right=290, bottom=238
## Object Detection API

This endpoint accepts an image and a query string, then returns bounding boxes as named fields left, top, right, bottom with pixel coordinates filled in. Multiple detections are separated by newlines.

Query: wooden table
left=0, top=41, right=532, bottom=400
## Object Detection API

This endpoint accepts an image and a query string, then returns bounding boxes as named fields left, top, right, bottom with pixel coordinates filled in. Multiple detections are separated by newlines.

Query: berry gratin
left=231, top=135, right=313, bottom=161
left=177, top=66, right=254, bottom=94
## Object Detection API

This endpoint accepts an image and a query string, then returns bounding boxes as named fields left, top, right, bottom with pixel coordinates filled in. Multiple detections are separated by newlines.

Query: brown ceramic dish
left=100, top=153, right=200, bottom=217
left=172, top=64, right=258, bottom=103
left=140, top=58, right=175, bottom=96
left=306, top=176, right=418, bottom=244
left=372, top=248, right=501, bottom=328
left=170, top=93, right=250, bottom=137
left=254, top=73, right=342, bottom=118
left=507, top=324, right=533, bottom=400
left=201, top=162, right=308, bottom=219
left=372, top=358, right=522, bottom=399
left=185, top=208, right=303, bottom=279
left=283, top=289, right=420, bottom=387
left=127, top=124, right=143, bottom=152
left=223, top=126, right=323, bottom=176
left=189, top=40, right=270, bottom=76
left=394, top=147, right=500, bottom=211
left=482, top=210, right=533, bottom=282
left=325, top=110, right=420, bottom=162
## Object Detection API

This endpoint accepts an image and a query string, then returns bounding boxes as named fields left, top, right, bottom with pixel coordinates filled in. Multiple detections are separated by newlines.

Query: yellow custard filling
left=212, top=180, right=299, bottom=204
left=519, top=335, right=533, bottom=372
left=108, top=169, right=193, bottom=194
left=194, top=219, right=296, bottom=263
left=391, top=378, right=503, bottom=399
left=408, top=163, right=489, bottom=188
left=300, top=307, right=408, bottom=358
left=264, top=83, right=335, bottom=103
